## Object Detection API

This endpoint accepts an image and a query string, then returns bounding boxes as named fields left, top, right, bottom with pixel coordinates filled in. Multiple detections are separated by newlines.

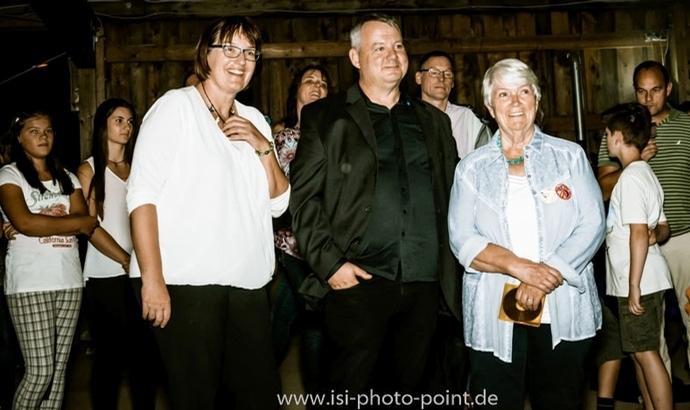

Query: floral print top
left=274, top=127, right=302, bottom=259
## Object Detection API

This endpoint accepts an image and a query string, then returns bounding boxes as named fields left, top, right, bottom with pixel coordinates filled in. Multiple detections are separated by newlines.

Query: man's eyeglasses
left=419, top=68, right=454, bottom=79
left=209, top=44, right=261, bottom=61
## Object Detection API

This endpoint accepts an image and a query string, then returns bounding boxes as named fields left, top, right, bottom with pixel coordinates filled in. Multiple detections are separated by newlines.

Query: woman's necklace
left=496, top=136, right=524, bottom=166
left=201, top=82, right=234, bottom=124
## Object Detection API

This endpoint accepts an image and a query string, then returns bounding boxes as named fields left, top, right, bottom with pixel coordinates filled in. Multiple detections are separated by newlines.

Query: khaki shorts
left=617, top=290, right=666, bottom=353
left=594, top=296, right=625, bottom=367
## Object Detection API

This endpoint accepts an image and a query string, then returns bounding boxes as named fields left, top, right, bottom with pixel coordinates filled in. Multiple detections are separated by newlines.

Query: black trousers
left=272, top=252, right=326, bottom=397
left=468, top=324, right=593, bottom=410
left=324, top=275, right=440, bottom=401
left=86, top=276, right=162, bottom=410
left=423, top=313, right=468, bottom=404
left=147, top=283, right=281, bottom=410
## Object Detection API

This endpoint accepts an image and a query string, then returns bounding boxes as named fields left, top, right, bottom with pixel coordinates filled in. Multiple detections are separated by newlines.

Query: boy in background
left=604, top=102, right=673, bottom=410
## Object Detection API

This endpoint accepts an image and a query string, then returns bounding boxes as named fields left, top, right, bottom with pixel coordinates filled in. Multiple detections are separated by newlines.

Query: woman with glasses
left=127, top=17, right=289, bottom=410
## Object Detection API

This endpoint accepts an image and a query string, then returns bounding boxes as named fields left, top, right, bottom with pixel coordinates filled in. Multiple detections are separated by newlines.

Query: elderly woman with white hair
left=448, top=58, right=605, bottom=409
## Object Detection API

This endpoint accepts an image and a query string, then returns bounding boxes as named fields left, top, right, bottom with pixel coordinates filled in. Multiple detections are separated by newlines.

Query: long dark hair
left=90, top=98, right=136, bottom=219
left=8, top=110, right=74, bottom=195
left=282, top=65, right=331, bottom=129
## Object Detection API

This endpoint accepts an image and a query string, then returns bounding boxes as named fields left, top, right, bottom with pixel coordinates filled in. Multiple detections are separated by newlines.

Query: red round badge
left=554, top=184, right=571, bottom=200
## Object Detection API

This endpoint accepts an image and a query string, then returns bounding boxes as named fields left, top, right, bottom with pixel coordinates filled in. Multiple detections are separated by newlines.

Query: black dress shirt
left=352, top=91, right=439, bottom=282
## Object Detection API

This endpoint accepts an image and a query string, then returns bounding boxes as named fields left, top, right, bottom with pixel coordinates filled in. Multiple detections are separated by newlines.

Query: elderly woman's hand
left=515, top=283, right=545, bottom=312
left=514, top=260, right=563, bottom=295
left=221, top=115, right=273, bottom=154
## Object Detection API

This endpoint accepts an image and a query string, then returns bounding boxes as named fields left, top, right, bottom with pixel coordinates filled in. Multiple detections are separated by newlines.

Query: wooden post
left=615, top=10, right=644, bottom=105
left=547, top=11, right=578, bottom=142
left=69, top=59, right=97, bottom=162
left=669, top=2, right=688, bottom=104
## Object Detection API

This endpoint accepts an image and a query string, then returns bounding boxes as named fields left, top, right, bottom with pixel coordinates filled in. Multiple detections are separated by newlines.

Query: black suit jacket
left=289, top=85, right=462, bottom=320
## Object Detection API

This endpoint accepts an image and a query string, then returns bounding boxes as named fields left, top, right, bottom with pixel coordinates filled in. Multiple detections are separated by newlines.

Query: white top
left=83, top=157, right=131, bottom=279
left=446, top=102, right=488, bottom=159
left=0, top=164, right=83, bottom=294
left=127, top=86, right=290, bottom=288
left=606, top=161, right=672, bottom=297
left=506, top=175, right=550, bottom=322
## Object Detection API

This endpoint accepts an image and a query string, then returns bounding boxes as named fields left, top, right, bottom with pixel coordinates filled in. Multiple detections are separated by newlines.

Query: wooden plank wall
left=75, top=4, right=689, bottom=160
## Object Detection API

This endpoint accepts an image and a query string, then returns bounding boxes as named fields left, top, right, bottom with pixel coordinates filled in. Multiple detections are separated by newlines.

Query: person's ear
left=415, top=71, right=422, bottom=85
left=349, top=48, right=360, bottom=69
left=666, top=81, right=673, bottom=97
left=485, top=104, right=495, bottom=119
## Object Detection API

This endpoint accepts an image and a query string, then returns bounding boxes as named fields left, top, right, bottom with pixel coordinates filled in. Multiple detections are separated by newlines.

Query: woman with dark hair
left=127, top=16, right=289, bottom=410
left=271, top=64, right=329, bottom=397
left=272, top=64, right=331, bottom=134
left=0, top=110, right=97, bottom=410
left=76, top=98, right=161, bottom=410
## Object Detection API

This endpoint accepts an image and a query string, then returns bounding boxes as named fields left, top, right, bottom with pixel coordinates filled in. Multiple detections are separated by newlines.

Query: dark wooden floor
left=9, top=311, right=690, bottom=410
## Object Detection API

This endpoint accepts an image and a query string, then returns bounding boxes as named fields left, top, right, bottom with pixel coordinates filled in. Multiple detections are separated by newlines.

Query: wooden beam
left=90, top=0, right=473, bottom=18
left=88, top=0, right=676, bottom=18
left=105, top=29, right=657, bottom=62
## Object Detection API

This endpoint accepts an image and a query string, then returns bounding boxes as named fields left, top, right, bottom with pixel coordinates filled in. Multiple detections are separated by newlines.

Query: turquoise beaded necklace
left=496, top=136, right=524, bottom=166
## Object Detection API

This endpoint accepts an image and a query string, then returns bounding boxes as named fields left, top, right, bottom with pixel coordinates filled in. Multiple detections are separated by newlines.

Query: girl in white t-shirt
left=0, top=110, right=97, bottom=410
left=76, top=98, right=161, bottom=409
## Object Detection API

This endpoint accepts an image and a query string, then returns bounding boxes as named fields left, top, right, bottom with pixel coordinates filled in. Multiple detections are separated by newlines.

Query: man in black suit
left=289, top=14, right=461, bottom=400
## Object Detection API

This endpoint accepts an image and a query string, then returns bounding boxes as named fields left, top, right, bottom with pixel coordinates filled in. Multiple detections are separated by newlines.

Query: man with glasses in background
left=416, top=51, right=491, bottom=159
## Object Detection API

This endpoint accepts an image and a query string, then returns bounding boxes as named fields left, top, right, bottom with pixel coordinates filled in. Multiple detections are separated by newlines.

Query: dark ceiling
left=0, top=0, right=675, bottom=168
left=0, top=1, right=677, bottom=107
left=0, top=0, right=673, bottom=82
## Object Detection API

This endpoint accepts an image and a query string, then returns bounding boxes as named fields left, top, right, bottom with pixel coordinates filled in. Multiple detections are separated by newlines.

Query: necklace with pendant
left=496, top=136, right=524, bottom=165
left=201, top=82, right=235, bottom=123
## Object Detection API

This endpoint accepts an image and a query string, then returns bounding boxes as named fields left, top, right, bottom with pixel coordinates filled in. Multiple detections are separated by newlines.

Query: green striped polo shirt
left=598, top=107, right=690, bottom=237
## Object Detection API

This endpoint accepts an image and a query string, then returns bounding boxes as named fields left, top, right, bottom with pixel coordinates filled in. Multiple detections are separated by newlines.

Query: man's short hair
left=349, top=14, right=401, bottom=50
left=633, top=60, right=670, bottom=87
left=418, top=50, right=454, bottom=72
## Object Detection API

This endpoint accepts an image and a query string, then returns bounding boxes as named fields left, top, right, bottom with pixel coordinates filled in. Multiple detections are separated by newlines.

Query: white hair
left=482, top=58, right=541, bottom=107
left=349, top=14, right=401, bottom=50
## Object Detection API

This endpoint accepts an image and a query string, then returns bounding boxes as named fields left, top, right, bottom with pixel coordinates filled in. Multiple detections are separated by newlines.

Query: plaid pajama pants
left=6, top=288, right=82, bottom=410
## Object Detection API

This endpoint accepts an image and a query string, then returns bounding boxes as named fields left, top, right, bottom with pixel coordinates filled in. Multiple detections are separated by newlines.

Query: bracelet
left=255, top=140, right=274, bottom=157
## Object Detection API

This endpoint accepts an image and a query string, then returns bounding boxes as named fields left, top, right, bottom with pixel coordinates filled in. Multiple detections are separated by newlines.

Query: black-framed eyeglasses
left=209, top=44, right=261, bottom=61
left=419, top=68, right=454, bottom=79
